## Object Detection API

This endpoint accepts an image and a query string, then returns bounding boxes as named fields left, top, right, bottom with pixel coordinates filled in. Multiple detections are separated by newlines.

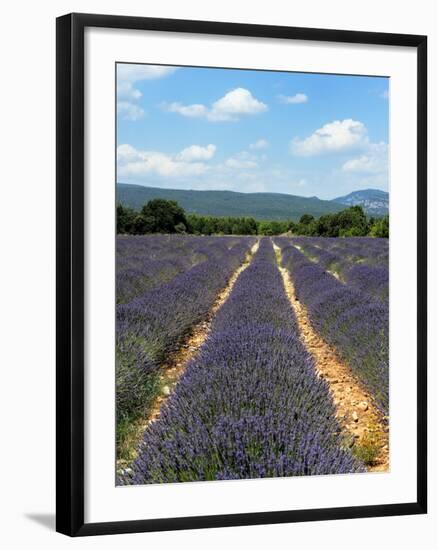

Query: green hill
left=117, top=184, right=346, bottom=221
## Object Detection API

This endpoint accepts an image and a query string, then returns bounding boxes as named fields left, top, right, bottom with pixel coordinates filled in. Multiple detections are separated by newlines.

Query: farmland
left=116, top=234, right=389, bottom=483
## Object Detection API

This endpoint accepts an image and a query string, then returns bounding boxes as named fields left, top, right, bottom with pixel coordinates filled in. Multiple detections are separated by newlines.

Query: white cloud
left=163, top=88, right=267, bottom=122
left=117, top=65, right=176, bottom=99
left=118, top=65, right=176, bottom=83
left=249, top=139, right=269, bottom=150
left=117, top=143, right=215, bottom=178
left=225, top=158, right=258, bottom=169
left=225, top=151, right=258, bottom=169
left=117, top=82, right=143, bottom=100
left=381, top=89, right=389, bottom=99
left=117, top=144, right=141, bottom=162
left=291, top=119, right=369, bottom=156
left=165, top=102, right=208, bottom=118
left=117, top=64, right=176, bottom=109
left=279, top=93, right=308, bottom=104
left=117, top=101, right=145, bottom=121
left=209, top=88, right=267, bottom=121
left=176, top=144, right=216, bottom=162
left=342, top=142, right=388, bottom=174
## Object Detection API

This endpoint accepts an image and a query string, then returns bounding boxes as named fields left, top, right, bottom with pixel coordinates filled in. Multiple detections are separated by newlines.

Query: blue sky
left=116, top=64, right=389, bottom=200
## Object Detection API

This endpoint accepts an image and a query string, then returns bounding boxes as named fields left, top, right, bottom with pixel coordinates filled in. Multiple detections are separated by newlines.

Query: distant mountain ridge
left=332, top=189, right=389, bottom=216
left=117, top=184, right=346, bottom=221
left=117, top=184, right=388, bottom=220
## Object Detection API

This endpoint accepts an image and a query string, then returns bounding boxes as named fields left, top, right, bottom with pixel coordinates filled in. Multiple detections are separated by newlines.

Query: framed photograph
left=56, top=13, right=427, bottom=536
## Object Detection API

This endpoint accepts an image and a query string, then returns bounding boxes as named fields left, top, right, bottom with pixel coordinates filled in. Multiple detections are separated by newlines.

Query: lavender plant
left=343, top=264, right=389, bottom=302
left=275, top=239, right=389, bottom=415
left=116, top=237, right=255, bottom=425
left=128, top=239, right=364, bottom=484
left=289, top=237, right=389, bottom=302
left=292, top=237, right=388, bottom=268
left=117, top=235, right=244, bottom=304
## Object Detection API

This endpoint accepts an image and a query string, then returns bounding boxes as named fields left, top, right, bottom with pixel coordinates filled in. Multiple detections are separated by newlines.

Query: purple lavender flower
left=128, top=239, right=364, bottom=484
left=275, top=238, right=389, bottom=415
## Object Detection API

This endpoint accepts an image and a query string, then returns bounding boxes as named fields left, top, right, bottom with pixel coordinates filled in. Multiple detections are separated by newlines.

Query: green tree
left=287, top=220, right=298, bottom=234
left=116, top=204, right=136, bottom=234
left=186, top=214, right=202, bottom=234
left=299, top=214, right=315, bottom=225
left=140, top=199, right=187, bottom=233
left=337, top=206, right=368, bottom=236
left=216, top=217, right=231, bottom=234
left=174, top=222, right=187, bottom=234
left=201, top=217, right=215, bottom=235
left=370, top=214, right=389, bottom=238
left=117, top=201, right=388, bottom=238
left=242, top=217, right=258, bottom=235
left=257, top=220, right=288, bottom=235
left=132, top=214, right=151, bottom=234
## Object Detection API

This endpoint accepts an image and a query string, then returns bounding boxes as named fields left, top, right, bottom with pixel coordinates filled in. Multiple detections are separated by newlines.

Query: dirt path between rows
left=117, top=240, right=260, bottom=473
left=273, top=243, right=389, bottom=473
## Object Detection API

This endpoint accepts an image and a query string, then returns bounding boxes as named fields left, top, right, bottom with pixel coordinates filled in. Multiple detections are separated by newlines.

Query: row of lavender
left=276, top=239, right=389, bottom=416
left=116, top=236, right=255, bottom=426
left=117, top=235, right=245, bottom=304
left=128, top=239, right=364, bottom=484
left=296, top=236, right=389, bottom=265
left=291, top=237, right=389, bottom=302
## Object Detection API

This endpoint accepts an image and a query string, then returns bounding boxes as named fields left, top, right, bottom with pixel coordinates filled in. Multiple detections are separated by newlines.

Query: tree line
left=117, top=199, right=389, bottom=238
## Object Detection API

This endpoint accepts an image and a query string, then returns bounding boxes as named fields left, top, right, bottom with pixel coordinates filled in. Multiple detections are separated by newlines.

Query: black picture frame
left=56, top=12, right=427, bottom=537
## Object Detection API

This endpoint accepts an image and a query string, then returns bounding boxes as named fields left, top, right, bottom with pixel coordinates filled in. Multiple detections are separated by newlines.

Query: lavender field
left=116, top=234, right=389, bottom=483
